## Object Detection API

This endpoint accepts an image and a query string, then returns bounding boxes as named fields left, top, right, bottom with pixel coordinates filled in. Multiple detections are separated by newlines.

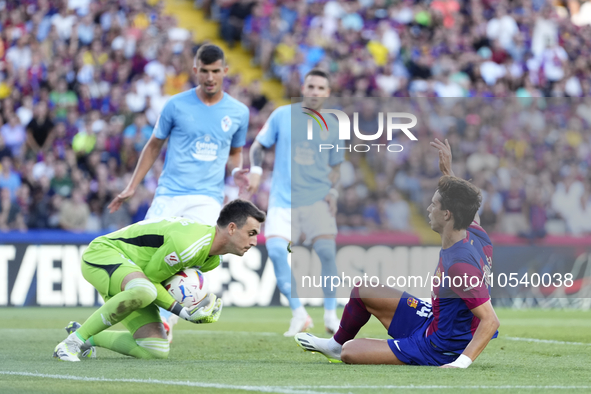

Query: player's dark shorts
left=386, top=292, right=461, bottom=366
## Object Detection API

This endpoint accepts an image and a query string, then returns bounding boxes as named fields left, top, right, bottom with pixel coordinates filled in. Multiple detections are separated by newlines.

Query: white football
left=163, top=268, right=209, bottom=307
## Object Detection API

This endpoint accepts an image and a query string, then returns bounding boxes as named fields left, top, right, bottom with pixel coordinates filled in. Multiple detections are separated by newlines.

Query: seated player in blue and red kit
left=295, top=139, right=500, bottom=368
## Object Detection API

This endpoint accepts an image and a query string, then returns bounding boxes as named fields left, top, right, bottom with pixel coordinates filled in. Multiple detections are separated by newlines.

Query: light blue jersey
left=256, top=103, right=343, bottom=208
left=153, top=89, right=249, bottom=204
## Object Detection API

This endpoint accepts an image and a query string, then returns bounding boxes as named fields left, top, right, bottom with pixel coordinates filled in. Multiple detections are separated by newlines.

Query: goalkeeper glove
left=189, top=296, right=223, bottom=324
left=173, top=293, right=217, bottom=324
left=199, top=297, right=223, bottom=324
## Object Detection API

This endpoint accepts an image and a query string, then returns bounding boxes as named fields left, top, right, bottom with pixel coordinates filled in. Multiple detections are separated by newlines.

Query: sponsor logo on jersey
left=165, top=252, right=180, bottom=267
left=294, top=141, right=315, bottom=165
left=192, top=135, right=219, bottom=161
left=407, top=297, right=419, bottom=309
left=221, top=115, right=232, bottom=132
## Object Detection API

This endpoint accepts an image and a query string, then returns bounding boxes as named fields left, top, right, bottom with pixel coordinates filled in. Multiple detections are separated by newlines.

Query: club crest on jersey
left=165, top=252, right=180, bottom=267
left=407, top=297, right=419, bottom=309
left=221, top=115, right=232, bottom=132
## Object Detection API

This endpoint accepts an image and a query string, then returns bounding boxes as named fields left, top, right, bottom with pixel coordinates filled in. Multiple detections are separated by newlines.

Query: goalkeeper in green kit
left=53, top=200, right=265, bottom=362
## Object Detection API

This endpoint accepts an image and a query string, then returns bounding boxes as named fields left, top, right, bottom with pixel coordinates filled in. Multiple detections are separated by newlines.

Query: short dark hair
left=217, top=199, right=266, bottom=228
left=195, top=44, right=225, bottom=65
left=304, top=69, right=330, bottom=85
left=437, top=176, right=481, bottom=231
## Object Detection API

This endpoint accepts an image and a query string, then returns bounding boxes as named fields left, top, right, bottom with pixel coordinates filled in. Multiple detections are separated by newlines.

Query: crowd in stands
left=0, top=0, right=271, bottom=232
left=2, top=0, right=591, bottom=239
left=211, top=0, right=591, bottom=237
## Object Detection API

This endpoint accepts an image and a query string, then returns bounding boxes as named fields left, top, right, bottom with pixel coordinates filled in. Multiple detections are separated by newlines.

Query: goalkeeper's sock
left=89, top=331, right=169, bottom=359
left=267, top=237, right=302, bottom=310
left=313, top=239, right=338, bottom=306
left=333, top=286, right=370, bottom=345
left=76, top=278, right=157, bottom=341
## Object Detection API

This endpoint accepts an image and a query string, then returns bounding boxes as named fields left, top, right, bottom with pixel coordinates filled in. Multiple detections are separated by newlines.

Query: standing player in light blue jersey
left=248, top=69, right=343, bottom=336
left=108, top=45, right=250, bottom=341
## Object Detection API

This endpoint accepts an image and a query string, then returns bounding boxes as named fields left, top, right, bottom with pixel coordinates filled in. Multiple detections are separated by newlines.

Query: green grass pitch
left=0, top=307, right=590, bottom=394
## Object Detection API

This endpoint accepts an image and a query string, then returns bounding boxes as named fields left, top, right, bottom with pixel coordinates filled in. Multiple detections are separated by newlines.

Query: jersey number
left=416, top=306, right=433, bottom=318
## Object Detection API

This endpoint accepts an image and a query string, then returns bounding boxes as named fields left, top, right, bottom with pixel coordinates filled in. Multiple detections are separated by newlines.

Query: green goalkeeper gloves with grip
left=176, top=293, right=222, bottom=324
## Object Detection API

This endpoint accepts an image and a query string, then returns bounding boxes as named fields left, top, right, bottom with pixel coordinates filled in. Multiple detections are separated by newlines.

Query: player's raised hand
left=108, top=187, right=135, bottom=213
left=430, top=138, right=454, bottom=177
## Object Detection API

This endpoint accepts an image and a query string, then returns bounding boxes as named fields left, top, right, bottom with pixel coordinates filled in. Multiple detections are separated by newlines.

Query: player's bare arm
left=325, top=163, right=341, bottom=217
left=430, top=138, right=455, bottom=177
left=431, top=138, right=480, bottom=224
left=108, top=135, right=166, bottom=213
left=441, top=300, right=500, bottom=368
left=247, top=139, right=267, bottom=194
left=228, top=146, right=249, bottom=194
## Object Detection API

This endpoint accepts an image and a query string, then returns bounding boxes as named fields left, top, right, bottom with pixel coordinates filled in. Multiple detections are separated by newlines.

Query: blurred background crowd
left=1, top=0, right=591, bottom=239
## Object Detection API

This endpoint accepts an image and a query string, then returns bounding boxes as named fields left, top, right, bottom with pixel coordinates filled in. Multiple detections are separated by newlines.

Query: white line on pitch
left=503, top=336, right=591, bottom=346
left=0, top=371, right=337, bottom=394
left=290, top=386, right=591, bottom=390
left=2, top=371, right=590, bottom=391
left=0, top=329, right=279, bottom=336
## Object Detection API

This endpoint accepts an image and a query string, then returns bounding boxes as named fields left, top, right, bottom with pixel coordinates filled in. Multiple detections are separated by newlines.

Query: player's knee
left=267, top=238, right=288, bottom=261
left=125, top=278, right=158, bottom=308
left=340, top=341, right=356, bottom=364
left=136, top=338, right=169, bottom=359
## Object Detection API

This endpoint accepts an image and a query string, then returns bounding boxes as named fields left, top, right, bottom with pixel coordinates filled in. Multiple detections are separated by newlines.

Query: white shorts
left=145, top=195, right=222, bottom=226
left=265, top=201, right=337, bottom=245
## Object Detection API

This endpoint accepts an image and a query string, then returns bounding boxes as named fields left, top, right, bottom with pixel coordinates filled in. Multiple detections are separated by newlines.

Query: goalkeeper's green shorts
left=81, top=243, right=162, bottom=334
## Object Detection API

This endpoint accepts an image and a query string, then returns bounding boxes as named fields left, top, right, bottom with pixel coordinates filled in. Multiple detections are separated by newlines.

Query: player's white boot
left=294, top=333, right=342, bottom=363
left=53, top=332, right=84, bottom=362
left=283, top=315, right=313, bottom=337
left=64, top=321, right=96, bottom=358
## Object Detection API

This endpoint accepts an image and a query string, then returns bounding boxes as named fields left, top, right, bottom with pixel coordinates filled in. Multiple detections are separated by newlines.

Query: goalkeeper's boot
left=53, top=332, right=84, bottom=362
left=283, top=315, right=313, bottom=337
left=162, top=314, right=179, bottom=344
left=65, top=321, right=96, bottom=358
left=294, top=332, right=343, bottom=363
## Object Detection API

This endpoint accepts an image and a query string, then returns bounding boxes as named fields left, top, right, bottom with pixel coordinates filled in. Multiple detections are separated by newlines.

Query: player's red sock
left=333, top=286, right=371, bottom=345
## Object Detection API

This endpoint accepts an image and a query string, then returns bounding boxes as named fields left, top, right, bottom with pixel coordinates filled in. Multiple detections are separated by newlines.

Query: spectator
left=125, top=80, right=147, bottom=113
left=337, top=187, right=365, bottom=231
left=51, top=6, right=76, bottom=42
left=123, top=112, right=153, bottom=152
left=1, top=114, right=26, bottom=157
left=59, top=187, right=90, bottom=232
left=16, top=96, right=34, bottom=127
left=5, top=35, right=32, bottom=72
left=0, top=135, right=12, bottom=161
left=221, top=0, right=255, bottom=48
left=0, top=157, right=22, bottom=201
left=50, top=160, right=74, bottom=198
left=49, top=79, right=78, bottom=120
left=0, top=187, right=26, bottom=232
left=26, top=102, right=55, bottom=157
left=383, top=189, right=411, bottom=232
left=551, top=166, right=587, bottom=235
left=500, top=176, right=530, bottom=235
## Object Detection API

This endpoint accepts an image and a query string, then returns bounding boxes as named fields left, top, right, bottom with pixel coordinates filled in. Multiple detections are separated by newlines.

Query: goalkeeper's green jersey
left=89, top=217, right=220, bottom=308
